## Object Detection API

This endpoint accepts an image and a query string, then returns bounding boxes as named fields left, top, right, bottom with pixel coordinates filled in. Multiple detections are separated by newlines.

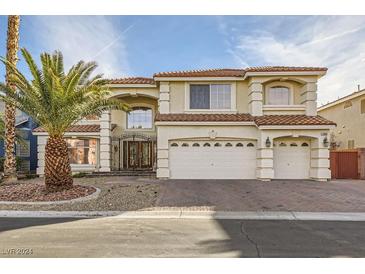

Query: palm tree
left=3, top=15, right=20, bottom=182
left=0, top=49, right=128, bottom=191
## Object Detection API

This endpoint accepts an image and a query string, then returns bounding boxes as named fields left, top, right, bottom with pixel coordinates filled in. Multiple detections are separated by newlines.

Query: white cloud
left=220, top=16, right=365, bottom=104
left=30, top=16, right=132, bottom=78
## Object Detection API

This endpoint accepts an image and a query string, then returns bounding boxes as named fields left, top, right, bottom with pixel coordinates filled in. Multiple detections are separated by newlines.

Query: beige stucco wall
left=236, top=82, right=249, bottom=113
left=319, top=93, right=365, bottom=149
left=169, top=82, right=185, bottom=113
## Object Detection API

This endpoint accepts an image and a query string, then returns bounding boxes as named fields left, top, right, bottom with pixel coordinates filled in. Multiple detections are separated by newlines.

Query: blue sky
left=0, top=15, right=365, bottom=105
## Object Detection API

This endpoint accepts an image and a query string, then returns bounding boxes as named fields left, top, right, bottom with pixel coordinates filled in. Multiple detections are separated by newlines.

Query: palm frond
left=0, top=48, right=128, bottom=138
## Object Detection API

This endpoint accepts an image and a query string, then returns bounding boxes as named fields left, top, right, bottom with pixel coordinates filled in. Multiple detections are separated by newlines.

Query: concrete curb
left=1, top=210, right=365, bottom=221
left=0, top=187, right=101, bottom=205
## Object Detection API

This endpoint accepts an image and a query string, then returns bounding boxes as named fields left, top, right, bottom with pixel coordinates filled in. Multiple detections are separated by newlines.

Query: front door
left=128, top=141, right=152, bottom=169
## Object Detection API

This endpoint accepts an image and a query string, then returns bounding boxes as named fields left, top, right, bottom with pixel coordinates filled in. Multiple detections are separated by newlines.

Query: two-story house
left=318, top=88, right=365, bottom=150
left=33, top=66, right=336, bottom=181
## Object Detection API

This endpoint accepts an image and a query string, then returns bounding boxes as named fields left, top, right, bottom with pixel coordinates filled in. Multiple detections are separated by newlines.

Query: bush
left=0, top=157, right=23, bottom=172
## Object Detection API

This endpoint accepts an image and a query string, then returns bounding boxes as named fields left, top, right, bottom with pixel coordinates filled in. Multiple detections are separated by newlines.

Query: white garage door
left=169, top=141, right=257, bottom=179
left=274, top=140, right=310, bottom=179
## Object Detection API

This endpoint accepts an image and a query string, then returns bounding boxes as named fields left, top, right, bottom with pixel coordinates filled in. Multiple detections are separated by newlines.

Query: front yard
left=0, top=176, right=365, bottom=212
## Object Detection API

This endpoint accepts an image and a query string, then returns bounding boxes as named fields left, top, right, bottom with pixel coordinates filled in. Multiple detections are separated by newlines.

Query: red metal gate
left=330, top=150, right=359, bottom=179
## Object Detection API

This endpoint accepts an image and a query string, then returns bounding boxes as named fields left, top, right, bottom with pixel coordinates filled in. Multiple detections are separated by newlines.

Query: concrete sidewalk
left=2, top=210, right=365, bottom=221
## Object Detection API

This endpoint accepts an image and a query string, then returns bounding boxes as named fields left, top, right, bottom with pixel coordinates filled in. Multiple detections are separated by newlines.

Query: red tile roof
left=155, top=113, right=253, bottom=122
left=33, top=124, right=101, bottom=133
left=154, top=66, right=327, bottom=78
left=245, top=66, right=328, bottom=73
left=155, top=113, right=336, bottom=126
left=154, top=69, right=246, bottom=78
left=108, top=77, right=155, bottom=85
left=253, top=115, right=336, bottom=126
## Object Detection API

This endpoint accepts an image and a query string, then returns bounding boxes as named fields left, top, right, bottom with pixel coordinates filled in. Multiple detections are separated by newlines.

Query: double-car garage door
left=169, top=139, right=311, bottom=180
left=169, top=140, right=257, bottom=179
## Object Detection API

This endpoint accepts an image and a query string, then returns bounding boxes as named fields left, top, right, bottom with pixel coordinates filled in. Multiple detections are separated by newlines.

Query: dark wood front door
left=128, top=141, right=152, bottom=169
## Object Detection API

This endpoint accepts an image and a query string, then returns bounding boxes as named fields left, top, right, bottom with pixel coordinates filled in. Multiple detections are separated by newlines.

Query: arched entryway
left=112, top=132, right=157, bottom=171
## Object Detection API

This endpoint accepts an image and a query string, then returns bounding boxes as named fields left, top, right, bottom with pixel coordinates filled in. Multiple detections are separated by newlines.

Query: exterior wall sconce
left=323, top=136, right=329, bottom=147
left=265, top=137, right=271, bottom=148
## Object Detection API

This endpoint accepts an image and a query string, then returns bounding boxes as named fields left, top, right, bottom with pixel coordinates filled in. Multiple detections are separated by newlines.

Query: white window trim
left=265, top=81, right=294, bottom=106
left=124, top=103, right=155, bottom=132
left=184, top=82, right=237, bottom=112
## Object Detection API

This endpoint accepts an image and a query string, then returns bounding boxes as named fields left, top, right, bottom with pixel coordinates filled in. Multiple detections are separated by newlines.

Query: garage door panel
left=274, top=142, right=310, bottom=179
left=169, top=141, right=256, bottom=179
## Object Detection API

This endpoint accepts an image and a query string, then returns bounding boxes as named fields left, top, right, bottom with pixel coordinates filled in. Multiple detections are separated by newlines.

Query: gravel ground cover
left=0, top=176, right=160, bottom=211
left=0, top=183, right=95, bottom=202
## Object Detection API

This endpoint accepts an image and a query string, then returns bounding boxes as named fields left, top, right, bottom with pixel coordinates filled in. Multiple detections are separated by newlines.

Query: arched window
left=236, top=143, right=244, bottom=147
left=192, top=143, right=200, bottom=147
left=301, top=142, right=309, bottom=147
left=170, top=143, right=178, bottom=147
left=247, top=143, right=255, bottom=147
left=203, top=143, right=211, bottom=147
left=225, top=143, right=233, bottom=147
left=279, top=142, right=287, bottom=147
left=290, top=143, right=298, bottom=147
left=268, top=86, right=290, bottom=105
left=181, top=143, right=189, bottom=147
left=127, top=107, right=153, bottom=129
left=214, top=143, right=222, bottom=147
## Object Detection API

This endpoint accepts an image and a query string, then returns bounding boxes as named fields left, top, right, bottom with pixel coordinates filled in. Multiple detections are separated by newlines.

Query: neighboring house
left=33, top=66, right=336, bottom=181
left=0, top=104, right=38, bottom=173
left=318, top=88, right=365, bottom=150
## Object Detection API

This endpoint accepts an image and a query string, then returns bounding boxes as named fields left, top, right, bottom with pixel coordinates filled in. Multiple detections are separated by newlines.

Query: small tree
left=0, top=49, right=128, bottom=191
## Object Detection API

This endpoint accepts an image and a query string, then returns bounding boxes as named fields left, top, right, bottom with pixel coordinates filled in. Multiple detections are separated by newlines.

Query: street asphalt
left=1, top=217, right=365, bottom=257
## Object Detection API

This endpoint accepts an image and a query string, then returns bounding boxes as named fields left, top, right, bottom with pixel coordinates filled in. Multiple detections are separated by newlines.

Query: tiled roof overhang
left=108, top=77, right=155, bottom=85
left=155, top=113, right=336, bottom=126
left=33, top=124, right=101, bottom=133
left=154, top=66, right=328, bottom=78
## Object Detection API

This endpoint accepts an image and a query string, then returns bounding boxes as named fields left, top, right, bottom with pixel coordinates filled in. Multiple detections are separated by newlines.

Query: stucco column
left=159, top=82, right=170, bottom=114
left=248, top=81, right=263, bottom=116
left=36, top=135, right=47, bottom=176
left=156, top=126, right=169, bottom=178
left=256, top=133, right=274, bottom=181
left=310, top=135, right=331, bottom=181
left=99, top=110, right=112, bottom=172
left=301, top=82, right=317, bottom=116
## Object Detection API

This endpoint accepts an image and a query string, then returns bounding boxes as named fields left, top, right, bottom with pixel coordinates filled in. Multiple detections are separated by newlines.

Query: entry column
left=256, top=133, right=274, bottom=181
left=99, top=110, right=112, bottom=172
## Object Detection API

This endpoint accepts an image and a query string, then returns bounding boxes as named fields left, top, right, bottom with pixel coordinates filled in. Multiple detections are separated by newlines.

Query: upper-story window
left=268, top=86, right=290, bottom=105
left=127, top=107, right=153, bottom=129
left=190, top=84, right=231, bottom=109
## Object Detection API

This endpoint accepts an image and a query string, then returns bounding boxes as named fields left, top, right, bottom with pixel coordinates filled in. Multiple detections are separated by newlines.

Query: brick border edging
left=0, top=187, right=101, bottom=205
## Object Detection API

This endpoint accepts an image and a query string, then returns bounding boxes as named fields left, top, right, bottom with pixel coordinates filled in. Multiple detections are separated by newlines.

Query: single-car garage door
left=169, top=140, right=256, bottom=179
left=274, top=140, right=311, bottom=179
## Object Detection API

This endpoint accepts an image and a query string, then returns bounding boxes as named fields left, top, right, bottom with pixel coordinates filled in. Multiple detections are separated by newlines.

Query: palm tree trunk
left=3, top=15, right=20, bottom=182
left=44, top=136, right=73, bottom=191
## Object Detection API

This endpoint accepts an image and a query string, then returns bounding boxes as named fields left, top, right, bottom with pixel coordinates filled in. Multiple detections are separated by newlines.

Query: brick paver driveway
left=156, top=179, right=365, bottom=212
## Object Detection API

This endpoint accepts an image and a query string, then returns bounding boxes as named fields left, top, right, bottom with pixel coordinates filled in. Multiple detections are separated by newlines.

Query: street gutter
left=1, top=210, right=365, bottom=221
